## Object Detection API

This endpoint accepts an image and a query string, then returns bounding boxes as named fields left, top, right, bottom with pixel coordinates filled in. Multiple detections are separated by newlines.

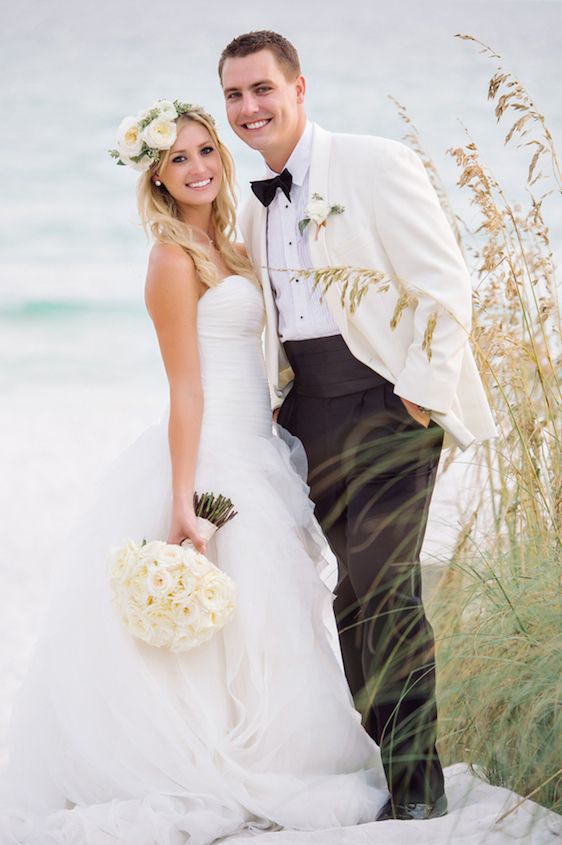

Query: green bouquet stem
left=193, top=492, right=238, bottom=529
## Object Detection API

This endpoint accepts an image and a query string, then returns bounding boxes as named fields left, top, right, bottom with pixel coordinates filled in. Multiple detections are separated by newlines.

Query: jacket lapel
left=306, top=123, right=348, bottom=331
left=306, top=123, right=331, bottom=267
left=247, top=195, right=290, bottom=389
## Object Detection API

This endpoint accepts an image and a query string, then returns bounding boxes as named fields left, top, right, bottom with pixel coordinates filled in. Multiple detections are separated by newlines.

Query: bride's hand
left=167, top=507, right=207, bottom=554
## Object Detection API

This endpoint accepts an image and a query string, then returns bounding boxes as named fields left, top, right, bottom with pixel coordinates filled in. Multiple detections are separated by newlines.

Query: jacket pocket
left=329, top=226, right=374, bottom=263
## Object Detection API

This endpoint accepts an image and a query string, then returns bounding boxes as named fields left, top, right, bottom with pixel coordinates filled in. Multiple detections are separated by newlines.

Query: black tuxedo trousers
left=277, top=334, right=445, bottom=805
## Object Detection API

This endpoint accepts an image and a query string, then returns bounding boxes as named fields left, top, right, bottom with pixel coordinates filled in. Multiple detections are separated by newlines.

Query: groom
left=219, top=31, right=496, bottom=821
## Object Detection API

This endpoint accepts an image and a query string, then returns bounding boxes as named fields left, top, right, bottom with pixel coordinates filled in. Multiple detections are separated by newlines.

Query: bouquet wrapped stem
left=178, top=492, right=237, bottom=549
left=193, top=492, right=237, bottom=528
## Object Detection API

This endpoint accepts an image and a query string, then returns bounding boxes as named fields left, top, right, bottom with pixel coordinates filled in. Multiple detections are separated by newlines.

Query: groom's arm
left=370, top=141, right=473, bottom=415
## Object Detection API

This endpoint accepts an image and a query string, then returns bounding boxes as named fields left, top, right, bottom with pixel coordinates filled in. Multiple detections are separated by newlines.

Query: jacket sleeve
left=370, top=141, right=472, bottom=414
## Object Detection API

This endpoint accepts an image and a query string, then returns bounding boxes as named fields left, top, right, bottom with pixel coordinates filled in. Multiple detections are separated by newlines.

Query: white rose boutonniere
left=299, top=193, right=345, bottom=239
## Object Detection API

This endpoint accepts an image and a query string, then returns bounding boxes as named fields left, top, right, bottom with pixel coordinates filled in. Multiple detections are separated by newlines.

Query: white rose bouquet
left=108, top=493, right=237, bottom=653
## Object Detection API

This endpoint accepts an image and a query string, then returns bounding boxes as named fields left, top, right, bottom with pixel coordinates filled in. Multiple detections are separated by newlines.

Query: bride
left=0, top=100, right=388, bottom=843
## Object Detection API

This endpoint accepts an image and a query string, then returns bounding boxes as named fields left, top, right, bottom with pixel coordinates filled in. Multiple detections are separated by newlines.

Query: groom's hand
left=273, top=408, right=280, bottom=423
left=400, top=396, right=431, bottom=428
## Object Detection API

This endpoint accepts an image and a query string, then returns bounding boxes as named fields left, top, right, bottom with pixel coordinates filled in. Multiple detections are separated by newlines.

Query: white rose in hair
left=142, top=118, right=177, bottom=151
left=119, top=154, right=151, bottom=172
left=305, top=195, right=331, bottom=225
left=152, top=99, right=178, bottom=121
left=116, top=116, right=143, bottom=158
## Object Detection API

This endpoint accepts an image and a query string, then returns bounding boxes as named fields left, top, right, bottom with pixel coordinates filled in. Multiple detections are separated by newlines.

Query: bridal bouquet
left=108, top=493, right=237, bottom=653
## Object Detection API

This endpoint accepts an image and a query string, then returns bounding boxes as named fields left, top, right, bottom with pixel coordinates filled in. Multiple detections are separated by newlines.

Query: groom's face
left=221, top=49, right=306, bottom=166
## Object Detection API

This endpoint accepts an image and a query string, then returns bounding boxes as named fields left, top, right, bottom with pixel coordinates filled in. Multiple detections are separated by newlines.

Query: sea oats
left=457, top=33, right=562, bottom=191
left=390, top=290, right=413, bottom=330
left=421, top=36, right=562, bottom=817
left=422, top=311, right=438, bottom=361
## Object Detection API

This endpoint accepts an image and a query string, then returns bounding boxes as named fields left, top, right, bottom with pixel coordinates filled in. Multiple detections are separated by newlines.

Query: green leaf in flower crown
left=138, top=108, right=160, bottom=130
left=174, top=101, right=193, bottom=115
left=129, top=142, right=158, bottom=165
left=298, top=218, right=311, bottom=235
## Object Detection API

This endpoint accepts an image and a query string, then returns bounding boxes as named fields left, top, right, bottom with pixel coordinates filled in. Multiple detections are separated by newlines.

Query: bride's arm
left=145, top=243, right=207, bottom=552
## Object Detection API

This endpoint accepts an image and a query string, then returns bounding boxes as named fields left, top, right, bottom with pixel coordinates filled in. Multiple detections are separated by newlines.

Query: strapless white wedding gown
left=0, top=275, right=388, bottom=843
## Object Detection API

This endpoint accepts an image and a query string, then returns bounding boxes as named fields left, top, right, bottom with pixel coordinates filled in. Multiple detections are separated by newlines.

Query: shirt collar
left=264, top=120, right=313, bottom=187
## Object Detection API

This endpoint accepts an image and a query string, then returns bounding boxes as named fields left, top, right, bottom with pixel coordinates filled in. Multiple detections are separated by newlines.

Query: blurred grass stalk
left=425, top=34, right=561, bottom=815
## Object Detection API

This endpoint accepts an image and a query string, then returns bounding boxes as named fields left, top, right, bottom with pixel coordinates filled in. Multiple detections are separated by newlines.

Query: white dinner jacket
left=239, top=122, right=498, bottom=451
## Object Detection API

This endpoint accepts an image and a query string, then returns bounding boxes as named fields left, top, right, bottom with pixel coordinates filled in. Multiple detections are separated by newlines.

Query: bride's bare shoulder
left=148, top=242, right=194, bottom=271
left=145, top=243, right=198, bottom=319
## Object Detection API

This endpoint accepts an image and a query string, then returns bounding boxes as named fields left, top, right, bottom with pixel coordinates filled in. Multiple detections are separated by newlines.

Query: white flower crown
left=109, top=99, right=214, bottom=172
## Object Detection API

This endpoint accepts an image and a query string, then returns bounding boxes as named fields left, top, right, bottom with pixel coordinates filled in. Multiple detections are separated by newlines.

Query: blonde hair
left=137, top=105, right=257, bottom=288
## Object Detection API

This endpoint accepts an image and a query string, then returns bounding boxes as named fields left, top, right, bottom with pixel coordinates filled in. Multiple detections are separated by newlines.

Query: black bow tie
left=250, top=168, right=293, bottom=207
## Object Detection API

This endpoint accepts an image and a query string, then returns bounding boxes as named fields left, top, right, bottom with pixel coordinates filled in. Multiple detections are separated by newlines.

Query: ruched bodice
left=197, top=275, right=272, bottom=438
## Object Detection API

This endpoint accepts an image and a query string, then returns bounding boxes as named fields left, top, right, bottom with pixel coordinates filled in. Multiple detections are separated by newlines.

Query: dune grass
left=425, top=34, right=562, bottom=815
left=310, top=33, right=562, bottom=814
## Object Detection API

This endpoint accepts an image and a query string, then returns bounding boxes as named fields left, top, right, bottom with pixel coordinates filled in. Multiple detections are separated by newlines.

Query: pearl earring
left=154, top=179, right=162, bottom=187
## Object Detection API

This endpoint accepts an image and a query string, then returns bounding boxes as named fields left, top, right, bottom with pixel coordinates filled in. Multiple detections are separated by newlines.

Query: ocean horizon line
left=0, top=297, right=146, bottom=321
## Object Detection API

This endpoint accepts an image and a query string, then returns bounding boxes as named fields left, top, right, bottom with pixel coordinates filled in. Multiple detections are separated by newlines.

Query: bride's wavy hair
left=137, top=105, right=257, bottom=289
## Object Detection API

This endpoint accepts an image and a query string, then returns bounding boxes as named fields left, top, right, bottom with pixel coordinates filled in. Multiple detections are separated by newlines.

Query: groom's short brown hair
left=218, top=31, right=301, bottom=81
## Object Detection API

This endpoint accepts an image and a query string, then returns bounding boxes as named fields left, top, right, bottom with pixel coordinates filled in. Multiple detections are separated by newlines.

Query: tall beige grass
left=309, top=34, right=562, bottom=813
left=390, top=34, right=562, bottom=815
left=431, top=34, right=562, bottom=815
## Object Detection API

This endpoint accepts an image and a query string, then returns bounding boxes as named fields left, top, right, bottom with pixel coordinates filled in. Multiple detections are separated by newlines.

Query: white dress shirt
left=265, top=121, right=340, bottom=341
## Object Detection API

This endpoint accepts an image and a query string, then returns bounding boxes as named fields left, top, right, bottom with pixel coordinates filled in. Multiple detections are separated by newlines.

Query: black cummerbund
left=283, top=334, right=388, bottom=398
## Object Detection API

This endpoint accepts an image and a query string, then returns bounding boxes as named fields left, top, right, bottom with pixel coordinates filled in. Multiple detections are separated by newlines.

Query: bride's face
left=156, top=121, right=222, bottom=208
